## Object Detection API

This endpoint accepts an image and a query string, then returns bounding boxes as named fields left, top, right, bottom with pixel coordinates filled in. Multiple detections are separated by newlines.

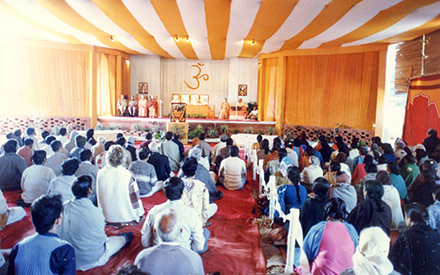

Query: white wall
left=130, top=56, right=258, bottom=116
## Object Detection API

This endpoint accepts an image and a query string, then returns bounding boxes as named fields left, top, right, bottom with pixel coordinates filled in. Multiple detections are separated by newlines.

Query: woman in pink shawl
left=303, top=198, right=359, bottom=275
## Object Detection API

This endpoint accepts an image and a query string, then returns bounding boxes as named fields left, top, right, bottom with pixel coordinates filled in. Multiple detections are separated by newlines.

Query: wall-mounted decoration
left=171, top=94, right=181, bottom=103
left=184, top=62, right=209, bottom=90
left=238, top=84, right=247, bottom=96
left=139, top=82, right=148, bottom=94
left=200, top=95, right=209, bottom=105
left=190, top=94, right=200, bottom=105
left=180, top=94, right=190, bottom=105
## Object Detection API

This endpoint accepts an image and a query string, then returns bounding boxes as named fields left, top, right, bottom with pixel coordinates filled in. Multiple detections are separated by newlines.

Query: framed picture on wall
left=190, top=94, right=200, bottom=105
left=200, top=94, right=209, bottom=105
left=238, top=84, right=247, bottom=96
left=171, top=103, right=186, bottom=122
left=139, top=82, right=148, bottom=94
left=171, top=93, right=181, bottom=103
left=180, top=94, right=190, bottom=105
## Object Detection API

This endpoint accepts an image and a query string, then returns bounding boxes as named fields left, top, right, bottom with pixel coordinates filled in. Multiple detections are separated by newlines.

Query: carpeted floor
left=1, top=173, right=266, bottom=275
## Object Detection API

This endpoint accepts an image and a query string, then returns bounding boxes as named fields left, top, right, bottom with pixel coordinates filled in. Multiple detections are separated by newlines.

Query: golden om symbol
left=184, top=62, right=209, bottom=90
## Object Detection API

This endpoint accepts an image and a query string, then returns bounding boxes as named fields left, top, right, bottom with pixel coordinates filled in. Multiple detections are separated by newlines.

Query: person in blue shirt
left=9, top=194, right=76, bottom=275
left=278, top=166, right=307, bottom=215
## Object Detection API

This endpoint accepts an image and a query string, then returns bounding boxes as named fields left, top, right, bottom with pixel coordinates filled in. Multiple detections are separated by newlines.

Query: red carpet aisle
left=1, top=175, right=266, bottom=274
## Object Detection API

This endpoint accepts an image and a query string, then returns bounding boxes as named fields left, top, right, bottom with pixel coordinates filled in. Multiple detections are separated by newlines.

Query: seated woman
left=376, top=171, right=404, bottom=230
left=346, top=180, right=392, bottom=235
left=257, top=139, right=270, bottom=161
left=277, top=167, right=307, bottom=216
left=96, top=145, right=145, bottom=225
left=303, top=198, right=359, bottom=275
left=299, top=177, right=330, bottom=236
left=58, top=176, right=133, bottom=271
left=340, top=227, right=398, bottom=275
left=389, top=203, right=440, bottom=275
left=330, top=173, right=357, bottom=213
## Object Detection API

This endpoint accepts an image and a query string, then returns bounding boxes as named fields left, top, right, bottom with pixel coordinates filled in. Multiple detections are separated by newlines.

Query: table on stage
left=186, top=105, right=215, bottom=119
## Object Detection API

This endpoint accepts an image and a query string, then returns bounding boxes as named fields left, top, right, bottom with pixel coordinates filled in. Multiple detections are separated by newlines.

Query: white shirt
left=219, top=156, right=247, bottom=190
left=21, top=165, right=56, bottom=203
left=141, top=199, right=205, bottom=252
left=301, top=164, right=323, bottom=184
left=286, top=148, right=299, bottom=167
left=48, top=175, right=77, bottom=203
left=382, top=185, right=404, bottom=230
left=57, top=135, right=70, bottom=146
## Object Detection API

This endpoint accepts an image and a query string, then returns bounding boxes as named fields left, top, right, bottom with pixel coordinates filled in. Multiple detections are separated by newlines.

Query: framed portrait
left=139, top=82, right=148, bottom=94
left=171, top=103, right=186, bottom=122
left=200, top=94, right=209, bottom=105
left=190, top=94, right=200, bottom=105
left=238, top=84, right=247, bottom=96
left=171, top=93, right=181, bottom=103
left=180, top=94, right=190, bottom=105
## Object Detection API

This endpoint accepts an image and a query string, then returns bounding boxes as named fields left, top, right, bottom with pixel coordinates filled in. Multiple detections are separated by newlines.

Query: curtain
left=0, top=43, right=91, bottom=117
left=283, top=52, right=379, bottom=129
left=259, top=58, right=278, bottom=121
left=97, top=53, right=116, bottom=116
left=402, top=74, right=440, bottom=145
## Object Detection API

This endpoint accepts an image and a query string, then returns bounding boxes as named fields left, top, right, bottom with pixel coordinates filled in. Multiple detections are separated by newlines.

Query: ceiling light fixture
left=251, top=39, right=255, bottom=46
left=110, top=35, right=115, bottom=41
left=186, top=36, right=190, bottom=43
left=175, top=36, right=179, bottom=42
left=125, top=60, right=130, bottom=65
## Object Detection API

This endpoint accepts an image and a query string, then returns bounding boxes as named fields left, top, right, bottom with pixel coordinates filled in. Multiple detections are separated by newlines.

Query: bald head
left=155, top=209, right=181, bottom=242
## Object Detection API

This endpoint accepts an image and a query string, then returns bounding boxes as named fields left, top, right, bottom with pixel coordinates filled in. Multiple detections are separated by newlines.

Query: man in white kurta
left=44, top=140, right=68, bottom=176
left=47, top=158, right=80, bottom=203
left=21, top=150, right=56, bottom=204
left=57, top=175, right=130, bottom=271
left=218, top=146, right=247, bottom=190
left=97, top=145, right=144, bottom=225
left=141, top=177, right=206, bottom=253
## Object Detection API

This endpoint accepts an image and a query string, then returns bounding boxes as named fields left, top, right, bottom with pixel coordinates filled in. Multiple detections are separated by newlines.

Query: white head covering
left=352, top=227, right=394, bottom=275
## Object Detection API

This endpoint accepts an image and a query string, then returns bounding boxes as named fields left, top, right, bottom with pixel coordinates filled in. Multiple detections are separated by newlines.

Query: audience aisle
left=1, top=174, right=266, bottom=274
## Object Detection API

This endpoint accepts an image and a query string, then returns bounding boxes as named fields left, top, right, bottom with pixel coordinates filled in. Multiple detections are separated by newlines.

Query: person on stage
left=246, top=106, right=258, bottom=120
left=148, top=96, right=158, bottom=118
left=237, top=98, right=246, bottom=110
left=117, top=95, right=128, bottom=116
left=219, top=98, right=230, bottom=120
left=138, top=95, right=147, bottom=117
left=128, top=96, right=137, bottom=117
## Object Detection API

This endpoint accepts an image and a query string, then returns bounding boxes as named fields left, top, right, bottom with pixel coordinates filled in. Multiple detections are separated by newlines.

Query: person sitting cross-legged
left=47, top=158, right=80, bottom=203
left=181, top=157, right=217, bottom=225
left=9, top=194, right=76, bottom=275
left=20, top=150, right=56, bottom=206
left=135, top=209, right=204, bottom=275
left=45, top=140, right=68, bottom=176
left=141, top=177, right=208, bottom=253
left=218, top=145, right=247, bottom=190
left=129, top=147, right=163, bottom=197
left=57, top=176, right=133, bottom=271
left=97, top=145, right=144, bottom=225
left=0, top=140, right=28, bottom=191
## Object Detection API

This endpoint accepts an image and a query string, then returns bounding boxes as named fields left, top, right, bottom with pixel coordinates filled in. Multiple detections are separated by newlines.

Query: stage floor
left=97, top=116, right=276, bottom=135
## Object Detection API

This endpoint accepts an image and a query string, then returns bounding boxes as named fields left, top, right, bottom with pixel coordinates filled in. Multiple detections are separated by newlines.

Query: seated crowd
left=0, top=126, right=439, bottom=274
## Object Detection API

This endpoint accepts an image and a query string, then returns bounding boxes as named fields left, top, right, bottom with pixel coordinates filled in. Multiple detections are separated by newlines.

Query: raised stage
left=97, top=116, right=276, bottom=136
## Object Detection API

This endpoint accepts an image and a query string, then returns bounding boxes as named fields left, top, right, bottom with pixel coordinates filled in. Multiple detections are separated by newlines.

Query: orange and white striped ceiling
left=1, top=0, right=440, bottom=60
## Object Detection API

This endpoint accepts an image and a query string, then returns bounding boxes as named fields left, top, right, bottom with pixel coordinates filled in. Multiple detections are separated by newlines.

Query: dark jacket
left=148, top=152, right=171, bottom=181
left=346, top=198, right=392, bottom=235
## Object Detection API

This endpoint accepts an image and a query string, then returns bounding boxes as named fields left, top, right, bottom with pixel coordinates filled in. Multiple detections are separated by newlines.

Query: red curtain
left=403, top=74, right=440, bottom=145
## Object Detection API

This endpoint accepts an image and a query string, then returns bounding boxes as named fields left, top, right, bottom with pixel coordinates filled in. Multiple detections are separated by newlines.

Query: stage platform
left=97, top=116, right=276, bottom=135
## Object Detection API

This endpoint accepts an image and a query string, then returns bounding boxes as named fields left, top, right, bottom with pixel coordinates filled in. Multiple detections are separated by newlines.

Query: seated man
left=161, top=131, right=181, bottom=172
left=0, top=189, right=26, bottom=230
left=148, top=142, right=172, bottom=182
left=75, top=149, right=99, bottom=189
left=0, top=140, right=27, bottom=190
left=141, top=177, right=208, bottom=253
left=57, top=176, right=133, bottom=271
left=97, top=145, right=145, bottom=225
left=48, top=158, right=80, bottom=203
left=135, top=209, right=204, bottom=275
left=246, top=106, right=258, bottom=120
left=91, top=136, right=105, bottom=162
left=181, top=158, right=217, bottom=225
left=95, top=141, right=114, bottom=169
left=116, top=136, right=132, bottom=168
left=9, top=194, right=76, bottom=274
left=20, top=150, right=56, bottom=205
left=45, top=140, right=68, bottom=176
left=129, top=147, right=162, bottom=197
left=69, top=135, right=87, bottom=161
left=17, top=138, right=34, bottom=167
left=41, top=135, right=56, bottom=158
left=214, top=138, right=233, bottom=173
left=57, top=127, right=70, bottom=146
left=218, top=146, right=247, bottom=190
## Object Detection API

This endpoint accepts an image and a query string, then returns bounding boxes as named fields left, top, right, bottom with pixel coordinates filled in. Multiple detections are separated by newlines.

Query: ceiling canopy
left=1, top=0, right=440, bottom=60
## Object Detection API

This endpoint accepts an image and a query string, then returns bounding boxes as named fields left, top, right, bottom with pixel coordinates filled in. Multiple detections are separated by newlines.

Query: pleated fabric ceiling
left=1, top=0, right=440, bottom=60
